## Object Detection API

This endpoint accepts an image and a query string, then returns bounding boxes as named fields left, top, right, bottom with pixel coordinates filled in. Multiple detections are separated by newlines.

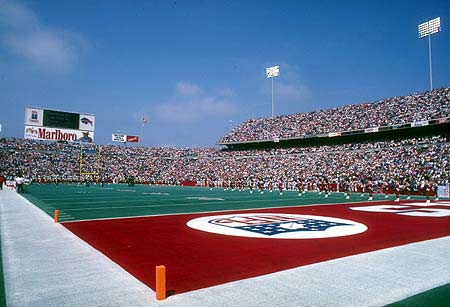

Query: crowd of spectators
left=219, top=87, right=450, bottom=143
left=1, top=136, right=448, bottom=196
left=2, top=87, right=449, bottom=196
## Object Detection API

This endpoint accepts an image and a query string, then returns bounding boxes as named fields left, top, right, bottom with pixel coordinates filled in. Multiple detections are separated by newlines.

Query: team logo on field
left=187, top=213, right=367, bottom=239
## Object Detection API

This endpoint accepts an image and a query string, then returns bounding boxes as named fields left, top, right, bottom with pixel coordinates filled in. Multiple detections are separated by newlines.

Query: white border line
left=62, top=199, right=396, bottom=223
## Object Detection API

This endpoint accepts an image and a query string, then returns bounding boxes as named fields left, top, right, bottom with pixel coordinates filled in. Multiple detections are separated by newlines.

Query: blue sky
left=0, top=0, right=449, bottom=147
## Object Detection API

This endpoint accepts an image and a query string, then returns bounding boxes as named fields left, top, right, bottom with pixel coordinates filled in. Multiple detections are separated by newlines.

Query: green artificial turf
left=385, top=283, right=450, bottom=307
left=17, top=183, right=449, bottom=306
left=19, top=183, right=417, bottom=222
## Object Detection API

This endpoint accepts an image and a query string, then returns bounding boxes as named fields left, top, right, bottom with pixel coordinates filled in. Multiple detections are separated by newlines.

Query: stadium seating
left=1, top=137, right=448, bottom=195
left=1, top=87, right=449, bottom=195
left=218, top=87, right=450, bottom=143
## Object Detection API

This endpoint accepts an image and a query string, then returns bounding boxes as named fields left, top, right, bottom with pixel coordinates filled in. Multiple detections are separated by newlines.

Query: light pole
left=141, top=117, right=148, bottom=142
left=266, top=65, right=280, bottom=118
left=418, top=17, right=441, bottom=91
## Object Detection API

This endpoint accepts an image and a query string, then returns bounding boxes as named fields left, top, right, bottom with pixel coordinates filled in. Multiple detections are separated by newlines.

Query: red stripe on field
left=62, top=201, right=450, bottom=295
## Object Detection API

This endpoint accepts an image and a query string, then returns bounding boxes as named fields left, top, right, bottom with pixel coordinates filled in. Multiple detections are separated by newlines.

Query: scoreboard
left=24, top=107, right=95, bottom=143
left=43, top=109, right=80, bottom=129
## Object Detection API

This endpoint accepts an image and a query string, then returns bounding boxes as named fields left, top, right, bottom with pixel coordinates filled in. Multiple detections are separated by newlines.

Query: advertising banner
left=24, top=108, right=44, bottom=127
left=328, top=132, right=341, bottom=137
left=25, top=126, right=94, bottom=143
left=364, top=127, right=379, bottom=133
left=126, top=135, right=140, bottom=143
left=79, top=114, right=95, bottom=131
left=411, top=120, right=429, bottom=128
left=112, top=133, right=126, bottom=143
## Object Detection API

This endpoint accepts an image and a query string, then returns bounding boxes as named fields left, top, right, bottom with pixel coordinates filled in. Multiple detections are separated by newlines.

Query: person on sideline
left=0, top=174, right=5, bottom=190
left=15, top=173, right=25, bottom=193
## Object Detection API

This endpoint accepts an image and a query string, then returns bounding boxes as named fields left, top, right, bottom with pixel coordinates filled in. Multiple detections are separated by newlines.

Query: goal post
left=79, top=145, right=102, bottom=177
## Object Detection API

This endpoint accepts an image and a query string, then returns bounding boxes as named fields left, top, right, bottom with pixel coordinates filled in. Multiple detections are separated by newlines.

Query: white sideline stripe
left=2, top=189, right=449, bottom=307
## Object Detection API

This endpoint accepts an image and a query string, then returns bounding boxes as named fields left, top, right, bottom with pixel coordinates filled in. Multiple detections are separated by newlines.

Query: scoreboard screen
left=43, top=110, right=80, bottom=129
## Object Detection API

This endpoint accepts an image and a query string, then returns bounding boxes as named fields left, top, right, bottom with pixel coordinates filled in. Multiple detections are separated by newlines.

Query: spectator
left=219, top=87, right=450, bottom=143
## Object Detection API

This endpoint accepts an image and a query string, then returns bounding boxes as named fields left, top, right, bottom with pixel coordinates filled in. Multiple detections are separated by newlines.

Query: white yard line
left=61, top=199, right=379, bottom=223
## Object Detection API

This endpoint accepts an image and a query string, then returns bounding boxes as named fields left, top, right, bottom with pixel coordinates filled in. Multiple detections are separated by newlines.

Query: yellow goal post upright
left=79, top=144, right=102, bottom=179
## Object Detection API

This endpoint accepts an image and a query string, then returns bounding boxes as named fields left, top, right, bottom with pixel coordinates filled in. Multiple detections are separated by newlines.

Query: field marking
left=29, top=188, right=300, bottom=200
left=34, top=193, right=417, bottom=211
left=142, top=192, right=169, bottom=195
left=35, top=194, right=389, bottom=207
left=28, top=191, right=351, bottom=204
left=61, top=200, right=397, bottom=223
left=61, top=197, right=313, bottom=211
left=33, top=193, right=433, bottom=206
left=186, top=197, right=224, bottom=201
left=58, top=195, right=369, bottom=212
left=25, top=185, right=444, bottom=224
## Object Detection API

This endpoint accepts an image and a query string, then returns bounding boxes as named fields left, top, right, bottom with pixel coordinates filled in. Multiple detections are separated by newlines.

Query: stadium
left=1, top=1, right=450, bottom=307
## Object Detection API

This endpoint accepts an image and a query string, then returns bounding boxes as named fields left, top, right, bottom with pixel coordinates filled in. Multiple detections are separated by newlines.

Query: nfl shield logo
left=187, top=213, right=368, bottom=239
left=209, top=215, right=350, bottom=236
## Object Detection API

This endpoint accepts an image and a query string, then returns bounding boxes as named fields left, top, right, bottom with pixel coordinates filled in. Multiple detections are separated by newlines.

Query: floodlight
left=266, top=66, right=280, bottom=118
left=418, top=17, right=441, bottom=38
left=266, top=66, right=280, bottom=78
left=418, top=17, right=441, bottom=90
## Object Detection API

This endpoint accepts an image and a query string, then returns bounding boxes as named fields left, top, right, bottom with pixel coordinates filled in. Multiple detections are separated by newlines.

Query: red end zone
left=62, top=201, right=450, bottom=295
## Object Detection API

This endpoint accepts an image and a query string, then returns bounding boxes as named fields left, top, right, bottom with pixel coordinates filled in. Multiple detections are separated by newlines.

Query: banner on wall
left=25, top=126, right=94, bottom=143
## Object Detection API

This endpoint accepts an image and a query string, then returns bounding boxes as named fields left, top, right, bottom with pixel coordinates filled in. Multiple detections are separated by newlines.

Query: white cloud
left=0, top=0, right=38, bottom=28
left=175, top=82, right=202, bottom=95
left=277, top=82, right=311, bottom=102
left=155, top=82, right=237, bottom=123
left=0, top=0, right=88, bottom=73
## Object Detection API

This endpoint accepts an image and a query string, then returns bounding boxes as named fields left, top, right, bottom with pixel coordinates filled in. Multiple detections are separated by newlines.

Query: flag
left=266, top=65, right=280, bottom=78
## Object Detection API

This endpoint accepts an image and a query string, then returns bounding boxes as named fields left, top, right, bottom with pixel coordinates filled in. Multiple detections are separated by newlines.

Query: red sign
left=126, top=135, right=139, bottom=143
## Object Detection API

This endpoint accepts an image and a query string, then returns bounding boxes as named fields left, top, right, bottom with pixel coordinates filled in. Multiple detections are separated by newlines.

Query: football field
left=15, top=184, right=450, bottom=302
left=21, top=183, right=434, bottom=222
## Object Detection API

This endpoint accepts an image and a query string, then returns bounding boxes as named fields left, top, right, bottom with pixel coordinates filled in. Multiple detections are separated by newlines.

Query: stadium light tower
left=418, top=17, right=441, bottom=91
left=266, top=65, right=280, bottom=118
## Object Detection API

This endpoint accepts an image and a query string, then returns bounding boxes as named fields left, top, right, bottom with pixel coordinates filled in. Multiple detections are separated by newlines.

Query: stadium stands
left=218, top=87, right=450, bottom=143
left=1, top=88, right=449, bottom=196
left=1, top=136, right=448, bottom=196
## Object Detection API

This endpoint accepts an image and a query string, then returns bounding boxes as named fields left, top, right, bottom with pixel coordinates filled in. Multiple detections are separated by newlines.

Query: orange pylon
left=54, top=209, right=59, bottom=223
left=156, top=265, right=166, bottom=300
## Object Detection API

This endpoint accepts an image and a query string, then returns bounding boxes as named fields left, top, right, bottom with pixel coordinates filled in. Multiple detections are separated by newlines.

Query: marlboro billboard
left=24, top=107, right=95, bottom=143
left=25, top=126, right=94, bottom=143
